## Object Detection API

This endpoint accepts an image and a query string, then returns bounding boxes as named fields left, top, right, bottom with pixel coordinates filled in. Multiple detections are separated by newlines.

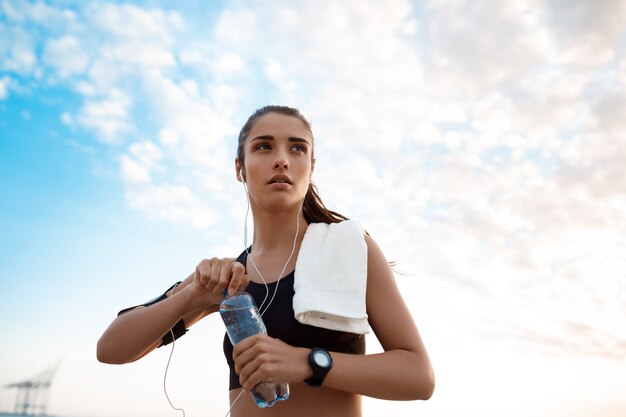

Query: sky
left=1, top=0, right=625, bottom=416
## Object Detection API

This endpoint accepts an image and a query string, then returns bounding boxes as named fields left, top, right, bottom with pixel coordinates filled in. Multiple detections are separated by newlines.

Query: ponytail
left=303, top=183, right=348, bottom=224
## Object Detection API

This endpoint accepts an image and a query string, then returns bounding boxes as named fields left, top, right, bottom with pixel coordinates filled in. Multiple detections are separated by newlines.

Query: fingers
left=228, top=262, right=248, bottom=295
left=213, top=259, right=228, bottom=293
left=233, top=335, right=306, bottom=392
left=234, top=335, right=274, bottom=391
left=194, top=257, right=245, bottom=295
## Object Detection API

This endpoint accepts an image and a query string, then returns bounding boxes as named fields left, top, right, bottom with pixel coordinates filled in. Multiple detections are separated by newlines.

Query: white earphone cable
left=241, top=180, right=304, bottom=316
left=163, top=285, right=185, bottom=417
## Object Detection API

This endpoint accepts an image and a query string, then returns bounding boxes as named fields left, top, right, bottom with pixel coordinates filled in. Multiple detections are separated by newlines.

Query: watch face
left=313, top=350, right=331, bottom=368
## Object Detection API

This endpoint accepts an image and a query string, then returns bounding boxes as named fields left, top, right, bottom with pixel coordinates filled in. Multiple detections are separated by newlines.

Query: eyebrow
left=250, top=135, right=310, bottom=145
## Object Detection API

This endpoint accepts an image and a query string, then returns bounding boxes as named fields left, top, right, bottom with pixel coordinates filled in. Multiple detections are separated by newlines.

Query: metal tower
left=4, top=362, right=60, bottom=416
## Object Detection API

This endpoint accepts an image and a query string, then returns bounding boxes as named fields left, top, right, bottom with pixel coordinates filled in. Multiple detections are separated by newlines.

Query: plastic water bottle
left=219, top=291, right=289, bottom=408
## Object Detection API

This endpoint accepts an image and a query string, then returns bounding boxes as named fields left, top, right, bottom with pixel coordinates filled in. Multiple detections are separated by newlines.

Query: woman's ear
left=235, top=158, right=245, bottom=183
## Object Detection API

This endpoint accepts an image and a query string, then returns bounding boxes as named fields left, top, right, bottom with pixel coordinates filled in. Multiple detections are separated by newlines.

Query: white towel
left=293, top=220, right=370, bottom=334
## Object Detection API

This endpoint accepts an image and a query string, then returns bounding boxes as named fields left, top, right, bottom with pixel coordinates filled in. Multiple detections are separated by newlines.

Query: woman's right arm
left=96, top=258, right=248, bottom=364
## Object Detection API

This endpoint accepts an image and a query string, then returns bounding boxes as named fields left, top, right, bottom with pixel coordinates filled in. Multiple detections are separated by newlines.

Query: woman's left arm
left=320, top=234, right=435, bottom=400
left=233, top=235, right=435, bottom=400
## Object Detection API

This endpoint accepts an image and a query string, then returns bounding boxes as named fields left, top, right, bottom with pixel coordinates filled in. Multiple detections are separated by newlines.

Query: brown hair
left=237, top=105, right=348, bottom=224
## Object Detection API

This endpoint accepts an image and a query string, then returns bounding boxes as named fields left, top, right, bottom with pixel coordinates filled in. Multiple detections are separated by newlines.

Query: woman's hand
left=187, top=258, right=250, bottom=310
left=232, top=334, right=311, bottom=391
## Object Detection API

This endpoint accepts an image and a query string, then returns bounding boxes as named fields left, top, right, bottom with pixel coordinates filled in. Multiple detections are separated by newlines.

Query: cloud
left=0, top=76, right=10, bottom=100
left=0, top=25, right=38, bottom=74
left=1, top=0, right=76, bottom=27
left=120, top=141, right=163, bottom=184
left=92, top=2, right=182, bottom=43
left=6, top=0, right=626, bottom=359
left=4, top=1, right=245, bottom=229
left=125, top=183, right=221, bottom=228
left=546, top=0, right=626, bottom=67
left=1, top=0, right=78, bottom=75
left=42, top=35, right=89, bottom=77
left=204, top=0, right=626, bottom=358
left=215, top=8, right=257, bottom=44
left=74, top=89, right=134, bottom=143
left=589, top=91, right=626, bottom=135
left=210, top=53, right=247, bottom=80
left=424, top=0, right=549, bottom=95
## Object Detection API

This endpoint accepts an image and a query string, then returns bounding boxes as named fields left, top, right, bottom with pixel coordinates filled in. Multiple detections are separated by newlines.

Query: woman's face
left=236, top=112, right=314, bottom=210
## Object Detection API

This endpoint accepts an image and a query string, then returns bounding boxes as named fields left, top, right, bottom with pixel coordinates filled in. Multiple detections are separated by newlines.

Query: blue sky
left=1, top=1, right=626, bottom=416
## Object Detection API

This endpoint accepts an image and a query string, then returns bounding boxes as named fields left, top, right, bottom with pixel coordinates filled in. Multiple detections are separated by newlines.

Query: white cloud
left=120, top=141, right=163, bottom=184
left=1, top=0, right=76, bottom=26
left=7, top=0, right=626, bottom=360
left=589, top=92, right=626, bottom=134
left=121, top=155, right=151, bottom=184
left=424, top=0, right=549, bottom=95
left=546, top=0, right=626, bottom=67
left=0, top=76, right=10, bottom=100
left=0, top=25, right=37, bottom=74
left=42, top=35, right=89, bottom=77
left=125, top=183, right=221, bottom=228
left=236, top=0, right=429, bottom=153
left=92, top=3, right=181, bottom=44
left=60, top=111, right=73, bottom=125
left=99, top=42, right=176, bottom=68
left=82, top=58, right=131, bottom=96
left=76, top=89, right=134, bottom=143
left=192, top=4, right=625, bottom=361
left=214, top=8, right=257, bottom=44
left=141, top=72, right=238, bottom=165
left=210, top=52, right=246, bottom=80
left=1, top=0, right=22, bottom=20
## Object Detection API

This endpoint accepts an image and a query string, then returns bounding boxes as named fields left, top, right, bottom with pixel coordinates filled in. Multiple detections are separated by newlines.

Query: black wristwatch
left=305, top=348, right=333, bottom=388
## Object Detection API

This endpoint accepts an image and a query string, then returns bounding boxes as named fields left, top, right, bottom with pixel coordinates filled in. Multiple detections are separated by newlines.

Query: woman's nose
left=274, top=159, right=288, bottom=169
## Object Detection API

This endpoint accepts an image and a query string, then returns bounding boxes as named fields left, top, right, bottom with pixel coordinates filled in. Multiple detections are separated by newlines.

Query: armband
left=117, top=281, right=182, bottom=316
left=159, top=318, right=187, bottom=347
left=117, top=281, right=188, bottom=347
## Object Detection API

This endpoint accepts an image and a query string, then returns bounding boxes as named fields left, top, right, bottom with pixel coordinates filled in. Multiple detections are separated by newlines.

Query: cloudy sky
left=1, top=1, right=625, bottom=416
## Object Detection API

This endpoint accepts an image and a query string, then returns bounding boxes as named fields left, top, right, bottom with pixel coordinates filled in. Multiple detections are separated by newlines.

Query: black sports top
left=223, top=249, right=366, bottom=390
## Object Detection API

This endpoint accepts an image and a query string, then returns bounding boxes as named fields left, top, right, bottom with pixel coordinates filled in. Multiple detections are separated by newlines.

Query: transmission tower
left=4, top=362, right=60, bottom=416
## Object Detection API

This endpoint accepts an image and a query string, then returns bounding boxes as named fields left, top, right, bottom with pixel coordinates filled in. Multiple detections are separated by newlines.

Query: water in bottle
left=219, top=291, right=289, bottom=408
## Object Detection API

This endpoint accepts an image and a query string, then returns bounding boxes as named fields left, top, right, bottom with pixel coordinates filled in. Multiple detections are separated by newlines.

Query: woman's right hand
left=187, top=258, right=249, bottom=310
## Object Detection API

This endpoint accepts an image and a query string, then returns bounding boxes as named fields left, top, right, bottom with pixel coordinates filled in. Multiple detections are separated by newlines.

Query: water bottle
left=219, top=291, right=289, bottom=408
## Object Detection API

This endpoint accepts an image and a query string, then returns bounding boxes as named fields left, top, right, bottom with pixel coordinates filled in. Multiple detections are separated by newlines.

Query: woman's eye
left=256, top=143, right=271, bottom=150
left=291, top=144, right=306, bottom=152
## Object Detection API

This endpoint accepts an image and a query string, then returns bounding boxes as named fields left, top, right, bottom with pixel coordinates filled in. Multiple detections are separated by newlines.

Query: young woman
left=97, top=105, right=434, bottom=417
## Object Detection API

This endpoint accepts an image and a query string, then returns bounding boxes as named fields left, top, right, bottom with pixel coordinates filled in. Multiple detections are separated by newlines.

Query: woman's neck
left=250, top=205, right=308, bottom=255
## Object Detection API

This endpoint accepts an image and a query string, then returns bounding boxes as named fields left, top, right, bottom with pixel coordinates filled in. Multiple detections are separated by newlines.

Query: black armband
left=117, top=281, right=183, bottom=316
left=117, top=281, right=188, bottom=347
left=159, top=318, right=188, bottom=347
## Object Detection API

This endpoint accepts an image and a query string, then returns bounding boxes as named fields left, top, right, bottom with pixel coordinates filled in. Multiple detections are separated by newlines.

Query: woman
left=97, top=105, right=434, bottom=417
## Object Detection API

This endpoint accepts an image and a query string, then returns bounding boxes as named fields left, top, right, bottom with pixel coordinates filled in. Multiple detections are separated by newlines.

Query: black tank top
left=223, top=250, right=366, bottom=390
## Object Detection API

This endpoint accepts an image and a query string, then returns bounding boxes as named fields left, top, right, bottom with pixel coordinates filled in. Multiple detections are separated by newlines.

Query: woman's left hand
left=232, top=334, right=311, bottom=391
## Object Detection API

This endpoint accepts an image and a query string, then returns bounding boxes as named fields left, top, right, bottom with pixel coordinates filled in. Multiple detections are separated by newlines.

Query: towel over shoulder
left=293, top=220, right=369, bottom=334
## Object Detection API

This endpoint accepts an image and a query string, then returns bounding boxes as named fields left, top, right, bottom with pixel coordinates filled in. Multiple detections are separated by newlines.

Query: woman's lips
left=268, top=180, right=292, bottom=190
left=268, top=174, right=292, bottom=184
